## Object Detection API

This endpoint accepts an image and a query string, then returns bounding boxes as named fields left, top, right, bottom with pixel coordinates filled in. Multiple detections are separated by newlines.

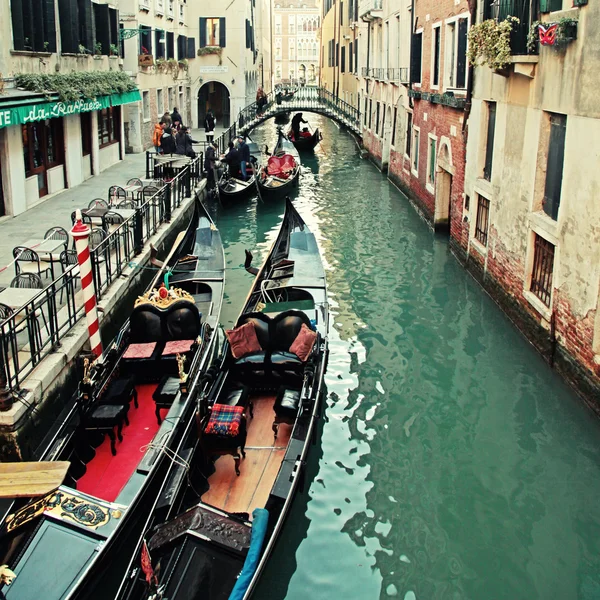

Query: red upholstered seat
left=162, top=339, right=195, bottom=356
left=267, top=156, right=283, bottom=175
left=123, top=342, right=156, bottom=359
left=280, top=154, right=296, bottom=171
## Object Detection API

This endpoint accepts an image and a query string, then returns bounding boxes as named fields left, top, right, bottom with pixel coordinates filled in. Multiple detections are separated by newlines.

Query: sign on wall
left=199, top=66, right=229, bottom=73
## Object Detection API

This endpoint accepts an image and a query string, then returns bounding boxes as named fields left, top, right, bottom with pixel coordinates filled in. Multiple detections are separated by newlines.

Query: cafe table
left=20, top=238, right=67, bottom=279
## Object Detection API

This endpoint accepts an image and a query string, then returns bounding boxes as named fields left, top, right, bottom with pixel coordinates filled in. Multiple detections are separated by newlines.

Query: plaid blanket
left=205, top=404, right=244, bottom=437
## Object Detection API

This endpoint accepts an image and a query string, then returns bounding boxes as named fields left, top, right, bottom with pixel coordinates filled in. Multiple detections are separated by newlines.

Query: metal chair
left=126, top=178, right=143, bottom=187
left=115, top=200, right=136, bottom=209
left=9, top=274, right=47, bottom=347
left=88, top=198, right=109, bottom=209
left=108, top=186, right=127, bottom=206
left=89, top=228, right=109, bottom=288
left=71, top=211, right=93, bottom=226
left=44, top=226, right=70, bottom=264
left=13, top=247, right=52, bottom=280
left=59, top=250, right=80, bottom=303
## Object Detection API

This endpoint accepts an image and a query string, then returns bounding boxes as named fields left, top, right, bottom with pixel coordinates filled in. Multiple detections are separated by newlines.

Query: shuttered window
left=246, top=20, right=251, bottom=49
left=12, top=0, right=57, bottom=52
left=411, top=32, right=422, bottom=84
left=456, top=18, right=468, bottom=89
left=341, top=46, right=346, bottom=73
left=475, top=196, right=490, bottom=246
left=177, top=35, right=187, bottom=60
left=199, top=17, right=226, bottom=47
left=369, top=99, right=372, bottom=129
left=155, top=29, right=165, bottom=58
left=336, top=42, right=339, bottom=67
left=432, top=27, right=441, bottom=87
left=139, top=26, right=152, bottom=55
left=406, top=112, right=412, bottom=156
left=187, top=38, right=195, bottom=58
left=167, top=31, right=175, bottom=59
left=540, top=0, right=562, bottom=12
left=483, top=102, right=496, bottom=181
left=375, top=102, right=380, bottom=134
left=391, top=107, right=397, bottom=146
left=354, top=39, right=358, bottom=74
left=543, top=113, right=567, bottom=220
left=349, top=42, right=353, bottom=73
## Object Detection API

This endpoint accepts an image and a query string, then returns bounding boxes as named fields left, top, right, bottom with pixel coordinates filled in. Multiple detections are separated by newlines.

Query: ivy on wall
left=15, top=71, right=136, bottom=103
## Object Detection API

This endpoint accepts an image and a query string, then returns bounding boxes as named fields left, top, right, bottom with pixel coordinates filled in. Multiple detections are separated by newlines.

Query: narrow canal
left=207, top=114, right=600, bottom=600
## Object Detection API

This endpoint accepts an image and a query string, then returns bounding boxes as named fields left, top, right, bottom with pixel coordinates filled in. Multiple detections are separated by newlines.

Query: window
left=445, top=17, right=468, bottom=89
left=275, top=38, right=282, bottom=59
left=412, top=127, right=420, bottom=173
left=157, top=89, right=164, bottom=115
left=142, top=91, right=150, bottom=121
left=428, top=136, right=437, bottom=186
left=341, top=46, right=346, bottom=73
left=139, top=25, right=153, bottom=55
left=543, top=113, right=566, bottom=221
left=93, top=3, right=118, bottom=56
left=411, top=32, right=422, bottom=85
left=275, top=15, right=281, bottom=35
left=406, top=112, right=412, bottom=156
left=530, top=234, right=555, bottom=307
left=12, top=0, right=57, bottom=52
left=349, top=42, right=353, bottom=72
left=483, top=102, right=496, bottom=181
left=381, top=105, right=386, bottom=137
left=375, top=102, right=380, bottom=135
left=81, top=113, right=92, bottom=157
left=22, top=120, right=64, bottom=175
left=168, top=87, right=174, bottom=109
left=155, top=29, right=165, bottom=59
left=340, top=2, right=344, bottom=25
left=166, top=31, right=175, bottom=59
left=364, top=97, right=368, bottom=126
left=391, top=107, right=397, bottom=146
left=475, top=195, right=490, bottom=246
left=369, top=99, right=372, bottom=129
left=336, top=42, right=339, bottom=67
left=540, top=0, right=562, bottom=12
left=98, top=107, right=120, bottom=147
left=179, top=86, right=184, bottom=112
left=355, top=39, right=358, bottom=74
left=432, top=25, right=441, bottom=88
left=289, top=15, right=295, bottom=34
left=200, top=17, right=226, bottom=47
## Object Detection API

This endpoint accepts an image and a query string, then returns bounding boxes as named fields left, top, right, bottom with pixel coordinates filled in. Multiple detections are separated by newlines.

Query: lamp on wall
left=231, top=78, right=235, bottom=85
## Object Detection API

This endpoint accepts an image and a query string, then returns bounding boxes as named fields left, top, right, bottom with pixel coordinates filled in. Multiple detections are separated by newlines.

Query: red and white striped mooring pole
left=71, top=211, right=103, bottom=357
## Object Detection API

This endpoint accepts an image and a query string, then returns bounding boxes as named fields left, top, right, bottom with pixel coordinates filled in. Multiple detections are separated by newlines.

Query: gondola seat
left=273, top=387, right=301, bottom=441
left=153, top=376, right=181, bottom=424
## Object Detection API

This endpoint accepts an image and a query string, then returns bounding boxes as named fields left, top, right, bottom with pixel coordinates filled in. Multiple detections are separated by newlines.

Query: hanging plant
left=527, top=18, right=578, bottom=52
left=197, top=46, right=223, bottom=65
left=14, top=71, right=136, bottom=102
left=467, top=16, right=520, bottom=71
left=178, top=58, right=188, bottom=70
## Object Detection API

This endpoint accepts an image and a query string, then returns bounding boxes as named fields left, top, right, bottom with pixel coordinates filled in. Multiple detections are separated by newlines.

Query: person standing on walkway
left=161, top=127, right=176, bottom=155
left=222, top=141, right=242, bottom=179
left=291, top=112, right=308, bottom=140
left=171, top=107, right=182, bottom=127
left=256, top=87, right=267, bottom=114
left=152, top=121, right=164, bottom=154
left=204, top=110, right=216, bottom=143
left=160, top=111, right=171, bottom=126
left=204, top=142, right=218, bottom=189
left=238, top=136, right=250, bottom=181
left=176, top=127, right=199, bottom=158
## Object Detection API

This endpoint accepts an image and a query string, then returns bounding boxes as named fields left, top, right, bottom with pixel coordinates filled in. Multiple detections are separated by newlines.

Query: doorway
left=434, top=168, right=452, bottom=232
left=381, top=105, right=392, bottom=173
left=81, top=112, right=93, bottom=178
left=198, top=81, right=230, bottom=129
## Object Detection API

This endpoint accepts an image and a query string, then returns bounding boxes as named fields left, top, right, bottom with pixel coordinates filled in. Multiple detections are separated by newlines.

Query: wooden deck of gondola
left=201, top=395, right=292, bottom=518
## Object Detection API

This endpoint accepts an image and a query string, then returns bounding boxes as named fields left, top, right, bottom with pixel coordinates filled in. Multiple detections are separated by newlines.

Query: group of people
left=203, top=135, right=252, bottom=189
left=256, top=87, right=268, bottom=115
left=152, top=106, right=199, bottom=158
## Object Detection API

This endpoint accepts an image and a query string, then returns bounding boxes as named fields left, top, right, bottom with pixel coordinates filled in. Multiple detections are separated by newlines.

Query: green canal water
left=207, top=115, right=600, bottom=600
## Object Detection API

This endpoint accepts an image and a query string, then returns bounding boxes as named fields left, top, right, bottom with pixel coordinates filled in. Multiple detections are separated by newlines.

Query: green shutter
left=219, top=17, right=226, bottom=47
left=199, top=17, right=206, bottom=47
left=539, top=0, right=549, bottom=12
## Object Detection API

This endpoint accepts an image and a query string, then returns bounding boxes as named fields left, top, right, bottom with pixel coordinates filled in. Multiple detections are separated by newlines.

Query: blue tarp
left=228, top=508, right=269, bottom=600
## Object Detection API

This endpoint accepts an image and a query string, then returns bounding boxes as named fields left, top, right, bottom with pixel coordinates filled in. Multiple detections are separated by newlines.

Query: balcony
left=155, top=0, right=164, bottom=15
left=361, top=67, right=409, bottom=84
left=359, top=0, right=383, bottom=21
left=167, top=0, right=174, bottom=19
left=139, top=0, right=150, bottom=9
left=178, top=3, right=184, bottom=23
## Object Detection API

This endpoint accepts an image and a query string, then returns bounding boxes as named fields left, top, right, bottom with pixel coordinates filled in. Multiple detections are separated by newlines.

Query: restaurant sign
left=0, top=90, right=141, bottom=129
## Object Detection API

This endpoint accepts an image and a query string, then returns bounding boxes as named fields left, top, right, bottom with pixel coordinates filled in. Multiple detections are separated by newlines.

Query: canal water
left=207, top=114, right=600, bottom=600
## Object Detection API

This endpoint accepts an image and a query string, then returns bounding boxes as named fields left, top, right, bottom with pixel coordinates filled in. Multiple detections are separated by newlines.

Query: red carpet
left=77, top=383, right=166, bottom=503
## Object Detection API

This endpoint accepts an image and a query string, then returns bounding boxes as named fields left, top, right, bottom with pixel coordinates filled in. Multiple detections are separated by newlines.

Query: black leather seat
left=273, top=388, right=301, bottom=440
left=152, top=376, right=181, bottom=424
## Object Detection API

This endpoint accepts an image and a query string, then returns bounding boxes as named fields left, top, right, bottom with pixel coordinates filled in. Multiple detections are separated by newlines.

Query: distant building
left=274, top=0, right=320, bottom=86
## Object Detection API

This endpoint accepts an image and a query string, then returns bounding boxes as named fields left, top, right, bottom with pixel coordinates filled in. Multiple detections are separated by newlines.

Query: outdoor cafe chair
left=126, top=178, right=143, bottom=188
left=44, top=226, right=70, bottom=259
left=108, top=186, right=127, bottom=206
left=115, top=200, right=136, bottom=210
left=12, top=247, right=52, bottom=280
left=71, top=211, right=93, bottom=226
left=0, top=301, right=30, bottom=358
left=59, top=250, right=80, bottom=303
left=88, top=198, right=109, bottom=210
left=9, top=273, right=48, bottom=346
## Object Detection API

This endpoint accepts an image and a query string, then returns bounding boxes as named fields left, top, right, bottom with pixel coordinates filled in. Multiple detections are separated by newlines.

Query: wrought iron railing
left=0, top=157, right=203, bottom=391
left=387, top=68, right=410, bottom=83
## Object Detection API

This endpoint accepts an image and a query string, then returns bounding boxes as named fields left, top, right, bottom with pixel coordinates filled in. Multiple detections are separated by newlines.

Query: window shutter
left=109, top=7, right=118, bottom=50
left=79, top=0, right=95, bottom=54
left=58, top=0, right=78, bottom=53
left=539, top=0, right=549, bottom=10
left=44, top=0, right=57, bottom=52
left=93, top=3, right=109, bottom=55
left=246, top=19, right=251, bottom=49
left=11, top=0, right=25, bottom=50
left=167, top=31, right=174, bottom=58
left=456, top=19, right=468, bottom=89
left=543, top=115, right=566, bottom=220
left=187, top=37, right=195, bottom=58
left=341, top=46, right=345, bottom=73
left=349, top=41, right=353, bottom=72
left=219, top=17, right=226, bottom=47
left=355, top=39, right=358, bottom=73
left=199, top=17, right=206, bottom=48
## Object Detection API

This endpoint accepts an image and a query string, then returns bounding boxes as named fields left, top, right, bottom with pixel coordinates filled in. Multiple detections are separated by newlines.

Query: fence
left=0, top=157, right=203, bottom=391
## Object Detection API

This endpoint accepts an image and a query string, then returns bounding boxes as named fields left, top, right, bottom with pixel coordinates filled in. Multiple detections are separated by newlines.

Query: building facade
left=0, top=0, right=140, bottom=217
left=274, top=0, right=320, bottom=87
left=462, top=0, right=600, bottom=405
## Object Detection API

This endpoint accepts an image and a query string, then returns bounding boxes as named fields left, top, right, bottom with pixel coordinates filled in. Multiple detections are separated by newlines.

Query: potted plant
left=467, top=16, right=520, bottom=71
left=528, top=18, right=578, bottom=52
left=178, top=58, right=188, bottom=70
left=94, top=41, right=103, bottom=57
left=197, top=46, right=223, bottom=65
left=109, top=44, right=119, bottom=57
left=138, top=47, right=154, bottom=66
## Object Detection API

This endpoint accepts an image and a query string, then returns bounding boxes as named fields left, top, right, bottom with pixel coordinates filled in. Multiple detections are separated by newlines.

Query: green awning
left=0, top=90, right=141, bottom=129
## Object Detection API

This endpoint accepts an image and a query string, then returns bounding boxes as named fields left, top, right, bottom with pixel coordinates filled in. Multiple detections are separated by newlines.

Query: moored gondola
left=255, top=131, right=301, bottom=202
left=288, top=127, right=322, bottom=152
left=217, top=139, right=260, bottom=204
left=116, top=197, right=329, bottom=600
left=0, top=198, right=226, bottom=600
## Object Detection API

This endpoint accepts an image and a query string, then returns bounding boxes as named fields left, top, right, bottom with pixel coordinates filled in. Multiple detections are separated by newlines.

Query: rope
left=127, top=261, right=248, bottom=272
left=0, top=242, right=44, bottom=274
left=139, top=442, right=192, bottom=472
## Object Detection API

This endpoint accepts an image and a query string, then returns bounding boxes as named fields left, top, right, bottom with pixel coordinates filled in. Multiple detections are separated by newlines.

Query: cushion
left=289, top=324, right=317, bottom=362
left=89, top=404, right=127, bottom=424
left=239, top=317, right=270, bottom=350
left=221, top=387, right=249, bottom=407
left=272, top=316, right=307, bottom=352
left=162, top=339, right=195, bottom=356
left=123, top=342, right=156, bottom=359
left=103, top=377, right=135, bottom=404
left=226, top=322, right=262, bottom=359
left=204, top=404, right=244, bottom=437
left=275, top=388, right=300, bottom=420
left=153, top=376, right=180, bottom=404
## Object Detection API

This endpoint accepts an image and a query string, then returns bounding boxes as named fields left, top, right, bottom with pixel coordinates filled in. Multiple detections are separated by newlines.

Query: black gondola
left=255, top=131, right=301, bottom=201
left=217, top=140, right=260, bottom=203
left=0, top=198, right=226, bottom=600
left=288, top=127, right=322, bottom=152
left=117, top=198, right=329, bottom=600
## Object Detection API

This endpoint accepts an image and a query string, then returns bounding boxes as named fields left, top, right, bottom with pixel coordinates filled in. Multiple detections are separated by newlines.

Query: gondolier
left=290, top=112, right=308, bottom=140
left=238, top=136, right=251, bottom=181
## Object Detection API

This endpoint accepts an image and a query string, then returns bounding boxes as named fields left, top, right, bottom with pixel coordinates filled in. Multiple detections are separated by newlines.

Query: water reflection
left=214, top=115, right=600, bottom=600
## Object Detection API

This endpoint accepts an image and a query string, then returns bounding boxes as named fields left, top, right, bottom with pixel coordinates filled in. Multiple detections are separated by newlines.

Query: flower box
left=138, top=54, right=154, bottom=67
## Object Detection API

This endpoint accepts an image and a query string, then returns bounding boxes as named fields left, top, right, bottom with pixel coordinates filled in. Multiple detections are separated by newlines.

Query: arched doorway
left=308, top=64, right=316, bottom=84
left=298, top=64, right=306, bottom=85
left=435, top=139, right=455, bottom=232
left=381, top=105, right=393, bottom=173
left=198, top=81, right=230, bottom=129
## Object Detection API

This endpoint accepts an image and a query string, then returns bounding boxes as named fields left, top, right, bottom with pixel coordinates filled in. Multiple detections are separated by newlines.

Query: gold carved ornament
left=134, top=285, right=194, bottom=309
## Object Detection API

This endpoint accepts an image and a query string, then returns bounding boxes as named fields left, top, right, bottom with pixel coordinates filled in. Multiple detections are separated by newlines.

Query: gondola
left=217, top=139, right=260, bottom=204
left=116, top=198, right=329, bottom=600
left=288, top=127, right=322, bottom=152
left=274, top=111, right=290, bottom=125
left=255, top=131, right=301, bottom=201
left=0, top=198, right=226, bottom=600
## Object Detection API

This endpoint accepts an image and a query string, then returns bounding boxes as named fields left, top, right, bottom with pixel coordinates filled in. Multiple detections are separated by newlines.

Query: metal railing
left=362, top=67, right=409, bottom=83
left=0, top=157, right=203, bottom=391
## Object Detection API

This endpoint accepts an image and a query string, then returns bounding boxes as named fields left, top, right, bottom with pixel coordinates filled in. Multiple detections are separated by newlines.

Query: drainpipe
left=408, top=0, right=415, bottom=109
left=462, top=0, right=477, bottom=138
